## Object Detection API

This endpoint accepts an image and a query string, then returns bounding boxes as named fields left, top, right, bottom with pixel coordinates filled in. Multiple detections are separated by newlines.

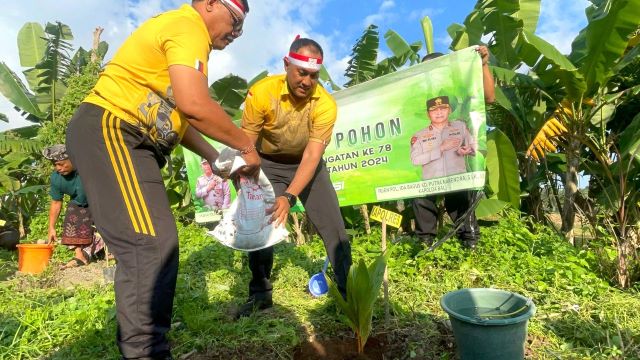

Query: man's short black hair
left=290, top=37, right=324, bottom=58
left=421, top=52, right=444, bottom=62
left=239, top=0, right=249, bottom=12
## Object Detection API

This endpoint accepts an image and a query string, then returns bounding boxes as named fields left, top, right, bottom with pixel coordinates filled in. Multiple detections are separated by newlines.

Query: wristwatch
left=283, top=192, right=297, bottom=207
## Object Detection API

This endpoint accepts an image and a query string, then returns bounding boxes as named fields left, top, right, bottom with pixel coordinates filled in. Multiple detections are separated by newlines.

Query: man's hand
left=476, top=45, right=490, bottom=65
left=441, top=138, right=462, bottom=152
left=207, top=180, right=217, bottom=192
left=475, top=45, right=496, bottom=103
left=48, top=228, right=57, bottom=244
left=237, top=150, right=261, bottom=181
left=269, top=196, right=290, bottom=227
left=457, top=145, right=475, bottom=156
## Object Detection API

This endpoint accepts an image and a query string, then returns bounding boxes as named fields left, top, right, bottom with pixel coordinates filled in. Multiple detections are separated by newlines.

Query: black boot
left=418, top=235, right=435, bottom=247
left=234, top=294, right=273, bottom=319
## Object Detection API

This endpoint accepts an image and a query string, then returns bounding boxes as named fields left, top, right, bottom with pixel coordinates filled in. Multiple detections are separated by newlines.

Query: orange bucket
left=17, top=244, right=54, bottom=274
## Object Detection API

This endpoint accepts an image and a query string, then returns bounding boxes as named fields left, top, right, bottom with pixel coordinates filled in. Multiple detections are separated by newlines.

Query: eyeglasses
left=220, top=1, right=244, bottom=37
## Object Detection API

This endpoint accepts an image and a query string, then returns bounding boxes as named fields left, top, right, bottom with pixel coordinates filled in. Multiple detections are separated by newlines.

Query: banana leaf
left=248, top=70, right=268, bottom=88
left=476, top=198, right=509, bottom=219
left=320, top=65, right=341, bottom=91
left=513, top=0, right=541, bottom=34
left=209, top=74, right=248, bottom=118
left=421, top=16, right=434, bottom=55
left=344, top=25, right=379, bottom=87
left=619, top=112, right=640, bottom=163
left=486, top=129, right=520, bottom=209
left=518, top=29, right=586, bottom=100
left=572, top=0, right=640, bottom=96
left=384, top=29, right=420, bottom=66
left=18, top=22, right=47, bottom=94
left=0, top=62, right=45, bottom=119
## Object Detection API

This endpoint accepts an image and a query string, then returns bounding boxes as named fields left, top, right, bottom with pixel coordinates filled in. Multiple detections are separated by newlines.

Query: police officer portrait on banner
left=410, top=95, right=477, bottom=180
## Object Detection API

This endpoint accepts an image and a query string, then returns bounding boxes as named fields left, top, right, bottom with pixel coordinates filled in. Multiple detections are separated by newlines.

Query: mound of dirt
left=293, top=335, right=386, bottom=360
left=56, top=261, right=112, bottom=288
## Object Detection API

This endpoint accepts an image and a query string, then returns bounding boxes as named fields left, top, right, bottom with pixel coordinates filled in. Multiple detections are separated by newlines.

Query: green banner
left=184, top=46, right=486, bottom=222
left=327, top=46, right=486, bottom=206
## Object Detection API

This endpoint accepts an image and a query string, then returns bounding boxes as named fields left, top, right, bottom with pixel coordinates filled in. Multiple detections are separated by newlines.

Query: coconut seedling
left=326, top=251, right=389, bottom=353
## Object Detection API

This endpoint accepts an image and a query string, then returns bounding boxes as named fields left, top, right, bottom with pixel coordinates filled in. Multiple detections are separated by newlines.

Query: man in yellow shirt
left=65, top=1, right=259, bottom=358
left=236, top=36, right=352, bottom=317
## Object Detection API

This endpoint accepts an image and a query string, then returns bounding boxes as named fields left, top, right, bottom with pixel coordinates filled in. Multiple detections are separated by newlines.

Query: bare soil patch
left=13, top=259, right=113, bottom=290
left=293, top=335, right=386, bottom=360
left=55, top=260, right=112, bottom=288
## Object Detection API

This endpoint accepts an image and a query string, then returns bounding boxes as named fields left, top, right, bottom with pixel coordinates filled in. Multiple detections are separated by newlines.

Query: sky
left=0, top=0, right=590, bottom=132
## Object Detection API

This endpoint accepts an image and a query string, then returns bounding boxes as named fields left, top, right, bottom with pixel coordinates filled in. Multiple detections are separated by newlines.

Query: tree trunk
left=17, top=198, right=25, bottom=238
left=522, top=162, right=544, bottom=221
left=303, top=213, right=316, bottom=243
left=290, top=213, right=305, bottom=245
left=549, top=175, right=563, bottom=216
left=561, top=138, right=580, bottom=244
left=396, top=200, right=405, bottom=236
left=522, top=186, right=543, bottom=222
left=616, top=236, right=631, bottom=288
left=360, top=205, right=371, bottom=234
left=91, top=27, right=104, bottom=62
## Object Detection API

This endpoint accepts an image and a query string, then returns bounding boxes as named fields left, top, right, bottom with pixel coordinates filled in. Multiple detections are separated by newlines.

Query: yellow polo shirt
left=242, top=74, right=337, bottom=160
left=84, top=4, right=211, bottom=154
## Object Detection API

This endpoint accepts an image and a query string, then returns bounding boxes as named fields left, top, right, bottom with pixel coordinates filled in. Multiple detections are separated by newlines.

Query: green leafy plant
left=0, top=22, right=107, bottom=124
left=326, top=251, right=389, bottom=354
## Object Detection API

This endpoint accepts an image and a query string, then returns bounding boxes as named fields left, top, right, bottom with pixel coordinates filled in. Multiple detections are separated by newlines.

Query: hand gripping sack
left=208, top=148, right=289, bottom=251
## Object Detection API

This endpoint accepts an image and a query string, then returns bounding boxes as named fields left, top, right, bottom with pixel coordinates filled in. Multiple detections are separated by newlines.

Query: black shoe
left=234, top=296, right=273, bottom=319
left=418, top=235, right=435, bottom=247
left=462, top=240, right=477, bottom=250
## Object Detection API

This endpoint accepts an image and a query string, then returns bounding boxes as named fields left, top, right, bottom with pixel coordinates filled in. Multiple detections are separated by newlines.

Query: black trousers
left=67, top=103, right=178, bottom=359
left=248, top=156, right=352, bottom=298
left=412, top=190, right=480, bottom=243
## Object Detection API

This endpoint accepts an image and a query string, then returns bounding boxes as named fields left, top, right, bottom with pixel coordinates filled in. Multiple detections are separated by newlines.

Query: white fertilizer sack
left=208, top=148, right=288, bottom=251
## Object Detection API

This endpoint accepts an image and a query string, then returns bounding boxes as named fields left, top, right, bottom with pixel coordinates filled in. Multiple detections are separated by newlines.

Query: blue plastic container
left=308, top=257, right=330, bottom=297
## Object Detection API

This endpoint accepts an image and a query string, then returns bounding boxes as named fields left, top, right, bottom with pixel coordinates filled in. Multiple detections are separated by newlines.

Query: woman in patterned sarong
left=43, top=144, right=104, bottom=268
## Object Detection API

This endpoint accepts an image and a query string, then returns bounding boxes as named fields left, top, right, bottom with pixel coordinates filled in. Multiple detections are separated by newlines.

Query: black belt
left=259, top=152, right=302, bottom=165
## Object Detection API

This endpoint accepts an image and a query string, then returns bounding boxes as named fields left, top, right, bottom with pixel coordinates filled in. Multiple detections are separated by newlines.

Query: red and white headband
left=285, top=35, right=323, bottom=71
left=286, top=52, right=323, bottom=71
left=221, top=0, right=246, bottom=19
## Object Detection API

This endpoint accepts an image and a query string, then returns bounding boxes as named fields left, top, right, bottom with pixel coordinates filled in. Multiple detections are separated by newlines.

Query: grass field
left=1, top=211, right=639, bottom=359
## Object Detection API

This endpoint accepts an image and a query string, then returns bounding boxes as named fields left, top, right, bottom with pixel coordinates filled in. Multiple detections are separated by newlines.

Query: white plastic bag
left=208, top=148, right=289, bottom=251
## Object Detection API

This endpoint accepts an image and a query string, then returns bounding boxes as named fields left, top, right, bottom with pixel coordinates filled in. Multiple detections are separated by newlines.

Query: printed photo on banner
left=325, top=46, right=487, bottom=206
left=184, top=144, right=235, bottom=223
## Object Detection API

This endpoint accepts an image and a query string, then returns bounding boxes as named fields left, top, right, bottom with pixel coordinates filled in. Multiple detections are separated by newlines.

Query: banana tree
left=0, top=22, right=107, bottom=124
left=344, top=24, right=422, bottom=88
left=449, top=0, right=639, bottom=240
left=466, top=0, right=640, bottom=285
left=520, top=0, right=640, bottom=247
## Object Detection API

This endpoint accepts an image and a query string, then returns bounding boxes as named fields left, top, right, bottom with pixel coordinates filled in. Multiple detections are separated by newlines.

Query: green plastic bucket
left=440, top=288, right=536, bottom=360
